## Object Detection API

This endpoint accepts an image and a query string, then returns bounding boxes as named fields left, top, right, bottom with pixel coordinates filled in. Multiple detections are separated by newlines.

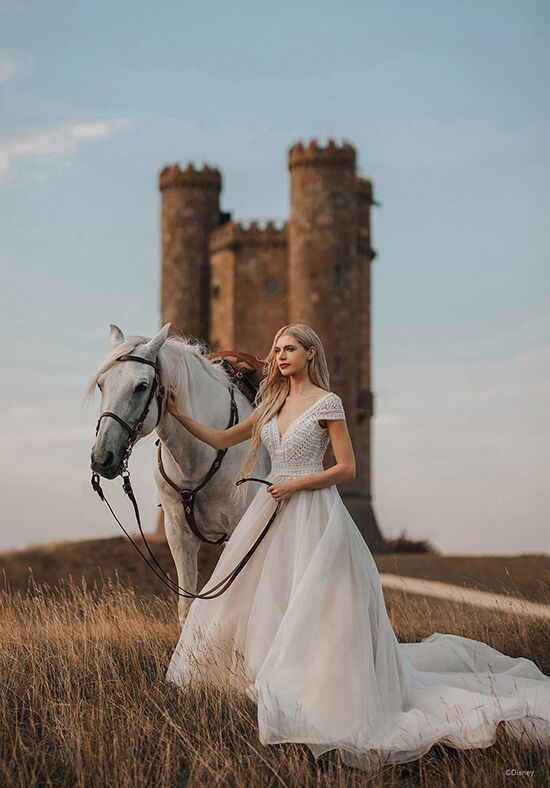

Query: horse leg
left=163, top=504, right=201, bottom=627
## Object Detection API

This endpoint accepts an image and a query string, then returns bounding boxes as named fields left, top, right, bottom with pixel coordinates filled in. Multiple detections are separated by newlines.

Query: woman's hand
left=267, top=479, right=298, bottom=502
left=164, top=386, right=255, bottom=449
left=167, top=385, right=182, bottom=418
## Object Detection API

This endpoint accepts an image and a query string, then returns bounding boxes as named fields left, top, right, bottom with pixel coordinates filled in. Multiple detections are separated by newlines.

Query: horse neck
left=156, top=347, right=231, bottom=473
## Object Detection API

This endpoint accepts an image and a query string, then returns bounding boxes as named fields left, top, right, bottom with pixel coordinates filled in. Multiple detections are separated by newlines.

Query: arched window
left=332, top=265, right=342, bottom=288
left=211, top=284, right=221, bottom=299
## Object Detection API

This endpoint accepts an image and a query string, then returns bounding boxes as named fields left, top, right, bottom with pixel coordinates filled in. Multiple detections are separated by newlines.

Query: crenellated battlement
left=356, top=176, right=373, bottom=201
left=209, top=219, right=288, bottom=254
left=288, top=138, right=356, bottom=169
left=159, top=162, right=222, bottom=191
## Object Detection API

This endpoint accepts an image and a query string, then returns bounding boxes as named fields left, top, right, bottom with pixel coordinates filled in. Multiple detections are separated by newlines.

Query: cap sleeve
left=317, top=392, right=345, bottom=421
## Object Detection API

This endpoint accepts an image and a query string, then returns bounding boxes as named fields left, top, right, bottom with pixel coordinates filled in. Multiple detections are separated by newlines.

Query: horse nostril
left=95, top=450, right=114, bottom=470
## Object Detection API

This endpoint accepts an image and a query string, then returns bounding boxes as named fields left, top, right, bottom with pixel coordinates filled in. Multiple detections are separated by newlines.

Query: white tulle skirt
left=165, top=479, right=550, bottom=774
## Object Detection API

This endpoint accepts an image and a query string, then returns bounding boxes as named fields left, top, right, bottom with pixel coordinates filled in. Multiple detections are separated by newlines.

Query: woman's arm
left=167, top=385, right=255, bottom=449
left=267, top=418, right=356, bottom=501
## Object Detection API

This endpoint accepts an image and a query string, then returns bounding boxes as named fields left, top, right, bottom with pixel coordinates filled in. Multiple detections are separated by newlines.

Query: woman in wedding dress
left=164, top=323, right=550, bottom=774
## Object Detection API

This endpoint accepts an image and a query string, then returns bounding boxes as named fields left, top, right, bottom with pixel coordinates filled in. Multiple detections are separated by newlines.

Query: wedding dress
left=165, top=391, right=550, bottom=773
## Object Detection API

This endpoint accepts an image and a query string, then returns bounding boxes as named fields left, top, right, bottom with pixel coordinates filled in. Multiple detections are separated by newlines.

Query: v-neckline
left=276, top=391, right=331, bottom=443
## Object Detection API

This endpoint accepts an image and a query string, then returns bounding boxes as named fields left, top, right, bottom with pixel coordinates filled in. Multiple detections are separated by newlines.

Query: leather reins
left=90, top=351, right=282, bottom=599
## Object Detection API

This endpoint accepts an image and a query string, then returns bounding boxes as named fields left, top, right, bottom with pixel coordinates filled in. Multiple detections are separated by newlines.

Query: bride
left=164, top=323, right=550, bottom=774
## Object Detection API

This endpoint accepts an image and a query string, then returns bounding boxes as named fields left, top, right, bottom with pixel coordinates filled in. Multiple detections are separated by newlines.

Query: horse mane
left=160, top=335, right=233, bottom=389
left=84, top=333, right=232, bottom=403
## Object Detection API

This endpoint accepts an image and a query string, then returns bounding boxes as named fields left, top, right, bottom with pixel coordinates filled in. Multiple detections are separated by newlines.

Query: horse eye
left=135, top=382, right=148, bottom=393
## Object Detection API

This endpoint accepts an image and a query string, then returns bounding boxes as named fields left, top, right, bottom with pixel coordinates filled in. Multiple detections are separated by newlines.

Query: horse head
left=90, top=323, right=171, bottom=479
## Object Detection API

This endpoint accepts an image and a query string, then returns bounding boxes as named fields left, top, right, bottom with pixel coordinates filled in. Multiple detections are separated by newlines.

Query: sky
left=1, top=0, right=549, bottom=555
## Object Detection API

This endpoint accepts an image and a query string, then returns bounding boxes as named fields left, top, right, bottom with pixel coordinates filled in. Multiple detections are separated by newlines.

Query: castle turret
left=159, top=163, right=222, bottom=340
left=354, top=176, right=382, bottom=546
left=288, top=139, right=358, bottom=393
left=288, top=139, right=383, bottom=549
left=356, top=177, right=375, bottom=413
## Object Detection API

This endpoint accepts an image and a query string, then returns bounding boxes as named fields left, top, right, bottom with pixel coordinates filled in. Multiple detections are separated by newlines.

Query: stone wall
left=209, top=220, right=288, bottom=356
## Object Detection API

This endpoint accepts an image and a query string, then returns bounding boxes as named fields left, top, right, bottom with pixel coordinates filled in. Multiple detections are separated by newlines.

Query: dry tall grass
left=1, top=574, right=548, bottom=787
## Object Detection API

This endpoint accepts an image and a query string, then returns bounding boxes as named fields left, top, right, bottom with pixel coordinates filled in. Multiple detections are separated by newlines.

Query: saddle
left=207, top=350, right=267, bottom=404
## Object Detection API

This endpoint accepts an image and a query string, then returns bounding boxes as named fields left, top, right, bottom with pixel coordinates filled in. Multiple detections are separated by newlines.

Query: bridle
left=90, top=350, right=281, bottom=599
left=94, top=353, right=166, bottom=476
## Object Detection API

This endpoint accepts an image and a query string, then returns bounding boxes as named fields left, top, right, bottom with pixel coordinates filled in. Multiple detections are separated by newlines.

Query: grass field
left=0, top=536, right=548, bottom=786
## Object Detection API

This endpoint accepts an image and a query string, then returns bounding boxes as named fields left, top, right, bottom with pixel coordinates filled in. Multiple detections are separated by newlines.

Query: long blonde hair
left=232, top=324, right=330, bottom=497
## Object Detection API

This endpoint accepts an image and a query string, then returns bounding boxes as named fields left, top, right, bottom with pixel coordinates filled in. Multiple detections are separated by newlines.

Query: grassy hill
left=1, top=534, right=548, bottom=604
left=1, top=535, right=548, bottom=786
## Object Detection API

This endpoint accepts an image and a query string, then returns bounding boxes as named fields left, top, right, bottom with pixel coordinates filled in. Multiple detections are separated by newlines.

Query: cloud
left=0, top=118, right=135, bottom=183
left=0, top=49, right=30, bottom=83
left=5, top=403, right=42, bottom=422
left=375, top=413, right=400, bottom=426
left=0, top=0, right=28, bottom=11
left=373, top=343, right=550, bottom=554
left=2, top=424, right=91, bottom=449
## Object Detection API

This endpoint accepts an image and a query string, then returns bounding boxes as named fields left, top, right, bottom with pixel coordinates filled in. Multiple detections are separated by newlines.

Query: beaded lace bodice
left=260, top=391, right=346, bottom=477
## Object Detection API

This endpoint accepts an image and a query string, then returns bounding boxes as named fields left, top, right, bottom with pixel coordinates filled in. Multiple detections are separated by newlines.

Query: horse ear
left=143, top=322, right=171, bottom=359
left=109, top=324, right=125, bottom=348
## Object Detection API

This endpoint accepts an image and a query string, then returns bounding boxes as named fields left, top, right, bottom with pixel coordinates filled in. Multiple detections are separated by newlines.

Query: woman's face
left=273, top=334, right=314, bottom=377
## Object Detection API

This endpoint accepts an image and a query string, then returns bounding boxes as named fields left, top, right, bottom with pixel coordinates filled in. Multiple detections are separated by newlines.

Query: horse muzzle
left=90, top=449, right=124, bottom=480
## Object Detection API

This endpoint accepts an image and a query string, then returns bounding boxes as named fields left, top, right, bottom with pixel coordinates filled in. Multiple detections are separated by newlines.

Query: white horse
left=88, top=322, right=269, bottom=624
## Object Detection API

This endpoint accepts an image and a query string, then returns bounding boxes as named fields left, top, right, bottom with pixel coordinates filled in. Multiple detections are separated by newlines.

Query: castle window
left=332, top=264, right=342, bottom=288
left=333, top=355, right=342, bottom=377
left=211, top=284, right=221, bottom=299
left=264, top=276, right=281, bottom=295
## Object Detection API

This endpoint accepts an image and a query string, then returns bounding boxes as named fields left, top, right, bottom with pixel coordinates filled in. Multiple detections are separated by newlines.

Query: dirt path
left=380, top=573, right=550, bottom=620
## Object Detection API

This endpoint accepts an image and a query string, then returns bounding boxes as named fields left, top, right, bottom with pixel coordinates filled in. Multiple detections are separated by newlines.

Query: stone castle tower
left=159, top=138, right=384, bottom=549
